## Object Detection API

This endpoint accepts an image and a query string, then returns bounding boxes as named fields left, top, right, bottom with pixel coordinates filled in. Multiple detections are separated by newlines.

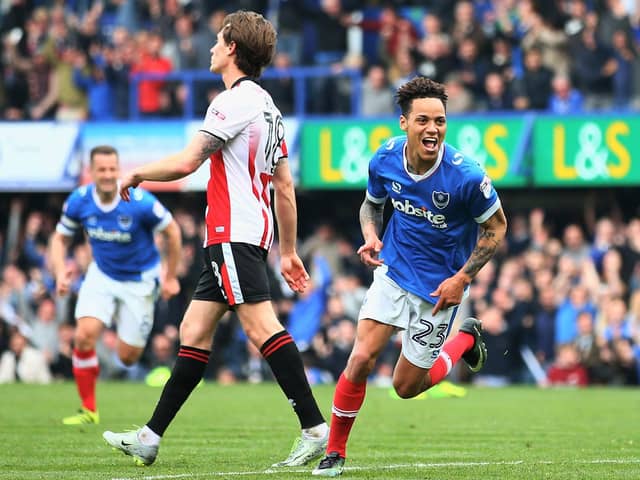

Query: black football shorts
left=192, top=242, right=271, bottom=306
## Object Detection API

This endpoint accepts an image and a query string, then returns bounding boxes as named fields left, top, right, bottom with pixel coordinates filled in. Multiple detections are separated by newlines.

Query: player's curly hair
left=222, top=11, right=277, bottom=78
left=395, top=77, right=448, bottom=117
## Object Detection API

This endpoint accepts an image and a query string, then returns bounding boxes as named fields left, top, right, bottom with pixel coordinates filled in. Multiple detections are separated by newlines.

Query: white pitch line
left=110, top=458, right=640, bottom=480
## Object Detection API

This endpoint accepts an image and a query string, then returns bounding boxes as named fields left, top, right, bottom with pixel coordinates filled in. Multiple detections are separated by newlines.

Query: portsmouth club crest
left=117, top=215, right=133, bottom=230
left=432, top=191, right=450, bottom=209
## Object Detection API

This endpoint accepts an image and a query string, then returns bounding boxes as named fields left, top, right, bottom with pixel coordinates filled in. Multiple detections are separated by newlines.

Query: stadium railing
left=129, top=66, right=363, bottom=119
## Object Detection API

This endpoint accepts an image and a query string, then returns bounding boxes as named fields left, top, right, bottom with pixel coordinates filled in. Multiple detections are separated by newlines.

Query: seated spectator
left=0, top=327, right=52, bottom=384
left=547, top=343, right=588, bottom=386
left=548, top=74, right=584, bottom=113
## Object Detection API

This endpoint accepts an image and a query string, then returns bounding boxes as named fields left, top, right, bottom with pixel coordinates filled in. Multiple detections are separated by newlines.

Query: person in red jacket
left=130, top=31, right=172, bottom=115
left=547, top=343, right=589, bottom=386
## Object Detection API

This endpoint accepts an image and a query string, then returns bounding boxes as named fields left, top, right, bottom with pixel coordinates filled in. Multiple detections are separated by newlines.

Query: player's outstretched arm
left=357, top=196, right=385, bottom=267
left=120, top=131, right=224, bottom=201
left=430, top=207, right=507, bottom=314
left=49, top=231, right=73, bottom=297
left=272, top=158, right=309, bottom=293
left=159, top=218, right=182, bottom=300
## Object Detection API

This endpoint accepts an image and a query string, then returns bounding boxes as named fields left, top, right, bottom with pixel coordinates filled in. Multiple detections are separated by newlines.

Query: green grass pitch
left=0, top=382, right=638, bottom=479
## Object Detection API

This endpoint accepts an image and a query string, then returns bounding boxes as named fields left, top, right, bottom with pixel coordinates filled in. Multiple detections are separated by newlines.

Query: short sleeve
left=463, top=168, right=501, bottom=223
left=135, top=189, right=172, bottom=232
left=55, top=189, right=82, bottom=236
left=366, top=151, right=387, bottom=204
left=200, top=89, right=257, bottom=141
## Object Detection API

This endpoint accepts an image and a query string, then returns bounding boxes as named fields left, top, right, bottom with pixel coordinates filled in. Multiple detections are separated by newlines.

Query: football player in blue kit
left=313, top=77, right=508, bottom=476
left=50, top=145, right=182, bottom=425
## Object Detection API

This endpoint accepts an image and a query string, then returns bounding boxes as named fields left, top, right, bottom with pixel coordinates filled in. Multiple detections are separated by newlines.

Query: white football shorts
left=75, top=262, right=158, bottom=347
left=358, top=267, right=459, bottom=369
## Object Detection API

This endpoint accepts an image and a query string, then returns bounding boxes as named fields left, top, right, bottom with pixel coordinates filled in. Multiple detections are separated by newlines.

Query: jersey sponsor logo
left=391, top=181, right=402, bottom=193
left=391, top=198, right=447, bottom=228
left=117, top=215, right=132, bottom=230
left=86, top=227, right=132, bottom=242
left=210, top=107, right=226, bottom=120
left=452, top=152, right=464, bottom=165
left=480, top=175, right=493, bottom=199
left=432, top=191, right=450, bottom=209
left=385, top=139, right=395, bottom=150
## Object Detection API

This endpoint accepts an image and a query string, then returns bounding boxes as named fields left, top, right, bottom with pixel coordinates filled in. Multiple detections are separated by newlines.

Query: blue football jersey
left=56, top=184, right=172, bottom=281
left=367, top=137, right=502, bottom=302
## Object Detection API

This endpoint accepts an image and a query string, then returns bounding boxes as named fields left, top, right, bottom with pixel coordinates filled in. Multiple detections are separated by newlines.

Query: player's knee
left=347, top=351, right=377, bottom=378
left=393, top=380, right=421, bottom=399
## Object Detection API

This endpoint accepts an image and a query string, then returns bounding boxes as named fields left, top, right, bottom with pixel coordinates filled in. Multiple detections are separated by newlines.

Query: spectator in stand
left=609, top=337, right=638, bottom=385
left=0, top=327, right=52, bottom=384
left=262, top=52, right=295, bottom=115
left=471, top=306, right=512, bottom=387
left=573, top=310, right=608, bottom=384
left=534, top=287, right=557, bottom=367
left=480, top=70, right=514, bottom=111
left=72, top=48, right=114, bottom=120
left=561, top=223, right=592, bottom=263
left=442, top=72, right=474, bottom=113
left=130, top=30, right=173, bottom=116
left=555, top=284, right=597, bottom=345
left=455, top=36, right=489, bottom=98
left=364, top=5, right=419, bottom=68
left=563, top=0, right=590, bottom=48
left=570, top=27, right=617, bottom=111
left=599, top=249, right=627, bottom=301
left=601, top=296, right=634, bottom=342
left=596, top=0, right=636, bottom=49
left=548, top=73, right=584, bottom=113
left=163, top=13, right=199, bottom=71
left=610, top=28, right=636, bottom=109
left=519, top=8, right=569, bottom=76
left=488, top=33, right=517, bottom=81
left=27, top=296, right=59, bottom=367
left=546, top=343, right=588, bottom=386
left=411, top=33, right=455, bottom=84
left=513, top=46, right=553, bottom=110
left=50, top=321, right=74, bottom=379
left=388, top=47, right=418, bottom=91
left=449, top=0, right=488, bottom=55
left=618, top=218, right=640, bottom=290
left=273, top=0, right=308, bottom=65
left=103, top=26, right=135, bottom=119
left=360, top=64, right=394, bottom=117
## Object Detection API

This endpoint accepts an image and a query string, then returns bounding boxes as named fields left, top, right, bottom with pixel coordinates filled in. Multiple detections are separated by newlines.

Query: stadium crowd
left=0, top=0, right=639, bottom=388
left=1, top=0, right=640, bottom=119
left=1, top=192, right=639, bottom=387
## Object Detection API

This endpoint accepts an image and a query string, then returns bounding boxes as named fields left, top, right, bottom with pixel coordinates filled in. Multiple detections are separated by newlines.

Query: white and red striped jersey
left=200, top=78, right=288, bottom=250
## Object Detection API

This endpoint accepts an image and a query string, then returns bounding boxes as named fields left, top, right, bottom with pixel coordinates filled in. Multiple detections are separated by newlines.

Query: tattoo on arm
left=463, top=228, right=500, bottom=278
left=359, top=198, right=384, bottom=234
left=196, top=131, right=225, bottom=159
left=463, top=208, right=507, bottom=279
